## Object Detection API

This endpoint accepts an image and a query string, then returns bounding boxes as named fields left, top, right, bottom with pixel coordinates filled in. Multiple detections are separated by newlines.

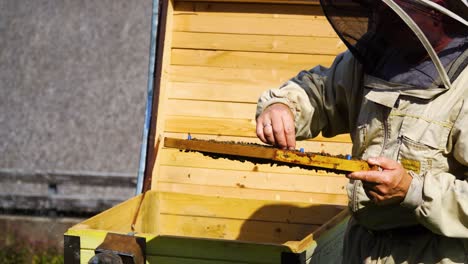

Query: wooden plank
left=154, top=0, right=176, bottom=140
left=75, top=229, right=291, bottom=264
left=157, top=148, right=348, bottom=176
left=155, top=182, right=348, bottom=205
left=69, top=194, right=142, bottom=233
left=173, top=12, right=337, bottom=37
left=163, top=133, right=352, bottom=158
left=65, top=229, right=109, bottom=250
left=164, top=132, right=352, bottom=146
left=175, top=1, right=322, bottom=18
left=172, top=32, right=345, bottom=55
left=165, top=99, right=257, bottom=119
left=133, top=191, right=160, bottom=234
left=165, top=116, right=258, bottom=137
left=167, top=82, right=268, bottom=103
left=159, top=214, right=319, bottom=243
left=145, top=235, right=289, bottom=264
left=164, top=118, right=353, bottom=144
left=169, top=65, right=298, bottom=86
left=80, top=249, right=95, bottom=264
left=157, top=192, right=344, bottom=224
left=157, top=166, right=348, bottom=194
left=163, top=137, right=275, bottom=159
left=163, top=137, right=372, bottom=172
left=296, top=210, right=349, bottom=263
left=171, top=50, right=336, bottom=69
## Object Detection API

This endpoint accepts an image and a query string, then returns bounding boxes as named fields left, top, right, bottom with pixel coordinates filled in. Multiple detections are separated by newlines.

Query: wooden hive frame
left=66, top=0, right=352, bottom=263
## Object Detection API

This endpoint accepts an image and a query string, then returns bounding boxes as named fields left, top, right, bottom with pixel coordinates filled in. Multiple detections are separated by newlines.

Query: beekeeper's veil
left=320, top=0, right=467, bottom=95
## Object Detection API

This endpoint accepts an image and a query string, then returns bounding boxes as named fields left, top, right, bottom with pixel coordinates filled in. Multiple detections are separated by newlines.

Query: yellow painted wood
left=163, top=132, right=352, bottom=146
left=157, top=166, right=348, bottom=194
left=167, top=82, right=267, bottom=103
left=159, top=214, right=319, bottom=243
left=173, top=12, right=337, bottom=37
left=144, top=235, right=291, bottom=264
left=154, top=0, right=175, bottom=142
left=172, top=32, right=345, bottom=55
left=157, top=192, right=344, bottom=224
left=171, top=49, right=336, bottom=69
left=163, top=137, right=364, bottom=173
left=164, top=118, right=352, bottom=143
left=275, top=150, right=373, bottom=172
left=157, top=147, right=349, bottom=176
left=166, top=99, right=257, bottom=119
left=150, top=135, right=169, bottom=192
left=80, top=249, right=95, bottom=264
left=68, top=194, right=142, bottom=233
left=133, top=191, right=160, bottom=234
left=165, top=116, right=258, bottom=138
left=175, top=1, right=322, bottom=19
left=67, top=189, right=346, bottom=261
left=73, top=228, right=298, bottom=263
left=78, top=228, right=348, bottom=264
left=155, top=182, right=348, bottom=205
left=65, top=229, right=112, bottom=250
left=169, top=65, right=298, bottom=86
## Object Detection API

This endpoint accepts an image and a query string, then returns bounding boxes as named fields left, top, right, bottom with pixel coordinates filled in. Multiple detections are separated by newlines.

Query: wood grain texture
left=157, top=165, right=348, bottom=194
left=172, top=32, right=345, bottom=55
left=166, top=82, right=267, bottom=103
left=165, top=99, right=257, bottom=119
left=159, top=214, right=320, bottom=243
left=164, top=121, right=352, bottom=144
left=175, top=1, right=322, bottom=17
left=69, top=194, right=142, bottom=233
left=173, top=12, right=336, bottom=37
left=171, top=49, right=336, bottom=69
left=163, top=137, right=370, bottom=172
left=157, top=146, right=348, bottom=175
left=157, top=192, right=343, bottom=223
left=169, top=65, right=297, bottom=86
left=155, top=182, right=348, bottom=205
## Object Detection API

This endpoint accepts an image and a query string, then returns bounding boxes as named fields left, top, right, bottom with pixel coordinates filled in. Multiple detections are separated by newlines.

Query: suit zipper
left=379, top=107, right=391, bottom=157
left=352, top=107, right=389, bottom=212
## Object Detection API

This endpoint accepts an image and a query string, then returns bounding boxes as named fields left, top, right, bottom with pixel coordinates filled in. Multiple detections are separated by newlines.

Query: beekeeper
left=255, top=0, right=468, bottom=262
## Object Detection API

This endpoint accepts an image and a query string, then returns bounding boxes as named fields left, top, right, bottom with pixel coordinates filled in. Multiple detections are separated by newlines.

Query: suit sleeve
left=414, top=99, right=468, bottom=237
left=256, top=51, right=364, bottom=139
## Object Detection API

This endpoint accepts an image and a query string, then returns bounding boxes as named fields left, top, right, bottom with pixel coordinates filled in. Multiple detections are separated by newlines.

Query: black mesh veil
left=319, top=0, right=468, bottom=88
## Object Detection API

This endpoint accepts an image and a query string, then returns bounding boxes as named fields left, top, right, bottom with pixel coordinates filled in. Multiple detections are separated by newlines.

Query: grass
left=0, top=228, right=63, bottom=264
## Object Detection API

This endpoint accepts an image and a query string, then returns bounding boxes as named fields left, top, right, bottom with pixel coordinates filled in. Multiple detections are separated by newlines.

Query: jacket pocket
left=398, top=116, right=453, bottom=174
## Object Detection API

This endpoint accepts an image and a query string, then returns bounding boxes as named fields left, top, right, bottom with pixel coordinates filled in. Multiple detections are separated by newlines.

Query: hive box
left=64, top=0, right=352, bottom=263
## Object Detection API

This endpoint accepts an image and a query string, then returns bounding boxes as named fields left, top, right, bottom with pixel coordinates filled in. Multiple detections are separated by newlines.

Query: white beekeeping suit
left=256, top=0, right=467, bottom=263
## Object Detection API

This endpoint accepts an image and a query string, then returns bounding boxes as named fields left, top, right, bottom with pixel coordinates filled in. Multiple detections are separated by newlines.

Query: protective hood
left=320, top=0, right=468, bottom=92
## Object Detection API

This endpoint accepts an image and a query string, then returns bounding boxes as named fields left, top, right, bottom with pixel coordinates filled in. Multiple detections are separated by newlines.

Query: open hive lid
left=139, top=0, right=351, bottom=203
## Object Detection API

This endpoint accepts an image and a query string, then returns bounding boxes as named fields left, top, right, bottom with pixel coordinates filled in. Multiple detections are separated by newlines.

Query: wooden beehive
left=65, top=0, right=352, bottom=263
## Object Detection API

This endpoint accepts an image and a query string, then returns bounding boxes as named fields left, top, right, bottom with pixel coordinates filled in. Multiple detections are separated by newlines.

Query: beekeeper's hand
left=256, top=103, right=296, bottom=150
left=346, top=157, right=412, bottom=205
